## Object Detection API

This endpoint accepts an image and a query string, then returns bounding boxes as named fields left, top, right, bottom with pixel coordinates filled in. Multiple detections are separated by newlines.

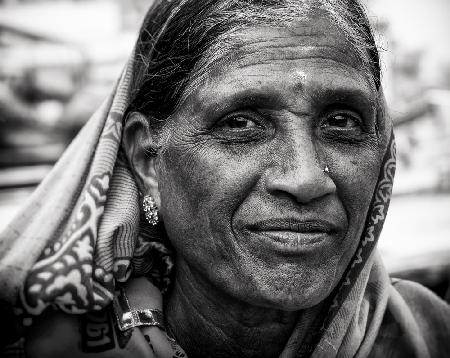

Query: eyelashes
left=211, top=111, right=269, bottom=144
left=321, top=112, right=362, bottom=130
left=215, top=114, right=261, bottom=130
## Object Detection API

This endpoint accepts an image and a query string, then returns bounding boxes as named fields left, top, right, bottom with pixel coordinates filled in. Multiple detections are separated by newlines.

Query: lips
left=244, top=218, right=342, bottom=253
left=247, top=218, right=338, bottom=234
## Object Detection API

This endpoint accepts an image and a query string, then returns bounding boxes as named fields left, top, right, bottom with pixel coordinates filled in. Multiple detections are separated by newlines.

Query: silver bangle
left=113, top=286, right=165, bottom=331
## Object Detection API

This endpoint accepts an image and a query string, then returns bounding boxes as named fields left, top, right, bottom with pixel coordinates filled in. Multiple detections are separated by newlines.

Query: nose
left=265, top=134, right=336, bottom=204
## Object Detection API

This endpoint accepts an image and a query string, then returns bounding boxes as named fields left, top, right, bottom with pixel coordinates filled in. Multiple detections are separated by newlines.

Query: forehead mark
left=292, top=70, right=307, bottom=94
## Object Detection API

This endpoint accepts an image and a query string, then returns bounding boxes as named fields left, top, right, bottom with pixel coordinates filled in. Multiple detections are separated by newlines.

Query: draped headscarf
left=0, top=53, right=175, bottom=314
left=3, top=1, right=448, bottom=357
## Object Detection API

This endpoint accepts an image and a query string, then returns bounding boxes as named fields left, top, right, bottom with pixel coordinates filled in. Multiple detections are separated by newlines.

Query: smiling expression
left=154, top=17, right=383, bottom=310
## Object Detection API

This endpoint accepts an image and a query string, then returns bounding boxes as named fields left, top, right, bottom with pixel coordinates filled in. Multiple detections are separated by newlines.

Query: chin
left=254, top=289, right=331, bottom=312
left=242, top=269, right=338, bottom=311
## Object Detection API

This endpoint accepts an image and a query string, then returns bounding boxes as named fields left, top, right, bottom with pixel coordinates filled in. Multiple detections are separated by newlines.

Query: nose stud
left=323, top=165, right=330, bottom=175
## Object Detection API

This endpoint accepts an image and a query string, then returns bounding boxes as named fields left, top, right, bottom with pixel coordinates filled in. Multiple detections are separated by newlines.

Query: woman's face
left=156, top=17, right=382, bottom=310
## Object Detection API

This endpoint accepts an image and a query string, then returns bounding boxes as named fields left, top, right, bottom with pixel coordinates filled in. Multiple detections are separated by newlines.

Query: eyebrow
left=201, top=89, right=287, bottom=117
left=308, top=87, right=376, bottom=112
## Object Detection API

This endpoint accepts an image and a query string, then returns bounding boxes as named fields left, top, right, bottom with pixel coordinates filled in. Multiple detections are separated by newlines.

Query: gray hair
left=129, top=0, right=381, bottom=131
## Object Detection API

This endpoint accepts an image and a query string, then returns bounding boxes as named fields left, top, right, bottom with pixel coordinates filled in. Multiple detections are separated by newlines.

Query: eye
left=216, top=115, right=259, bottom=130
left=321, top=111, right=362, bottom=130
left=212, top=111, right=270, bottom=144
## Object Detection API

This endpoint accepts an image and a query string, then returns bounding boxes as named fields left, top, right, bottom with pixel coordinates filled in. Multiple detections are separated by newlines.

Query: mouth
left=245, top=218, right=341, bottom=253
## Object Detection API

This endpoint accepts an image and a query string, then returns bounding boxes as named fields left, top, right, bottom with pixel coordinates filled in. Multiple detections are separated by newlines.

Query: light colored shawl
left=0, top=44, right=402, bottom=357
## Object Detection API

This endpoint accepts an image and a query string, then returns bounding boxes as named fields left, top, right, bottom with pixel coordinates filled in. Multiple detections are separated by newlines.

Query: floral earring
left=143, top=195, right=159, bottom=226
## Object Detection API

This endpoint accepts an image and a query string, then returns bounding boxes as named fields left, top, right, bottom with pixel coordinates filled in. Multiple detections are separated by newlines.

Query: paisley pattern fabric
left=0, top=53, right=174, bottom=316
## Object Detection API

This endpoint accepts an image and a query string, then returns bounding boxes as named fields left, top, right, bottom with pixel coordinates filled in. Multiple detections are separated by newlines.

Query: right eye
left=212, top=111, right=271, bottom=144
left=216, top=115, right=260, bottom=130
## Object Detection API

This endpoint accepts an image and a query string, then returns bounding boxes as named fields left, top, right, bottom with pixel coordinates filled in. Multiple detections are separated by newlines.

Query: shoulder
left=391, top=278, right=450, bottom=326
left=378, top=279, right=450, bottom=357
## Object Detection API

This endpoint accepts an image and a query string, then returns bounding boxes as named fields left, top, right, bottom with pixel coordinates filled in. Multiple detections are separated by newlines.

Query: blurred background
left=0, top=0, right=449, bottom=300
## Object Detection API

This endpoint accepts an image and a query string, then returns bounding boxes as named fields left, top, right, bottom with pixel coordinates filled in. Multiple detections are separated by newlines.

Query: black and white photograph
left=1, top=0, right=449, bottom=357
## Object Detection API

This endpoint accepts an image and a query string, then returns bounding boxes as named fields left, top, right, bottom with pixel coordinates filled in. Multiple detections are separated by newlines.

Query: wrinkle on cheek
left=326, top=148, right=380, bottom=261
left=164, top=142, right=264, bottom=223
left=334, top=157, right=378, bottom=216
left=161, top=142, right=234, bottom=207
left=162, top=124, right=211, bottom=171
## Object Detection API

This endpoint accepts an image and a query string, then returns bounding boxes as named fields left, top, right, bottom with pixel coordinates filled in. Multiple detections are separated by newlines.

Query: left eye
left=322, top=113, right=361, bottom=129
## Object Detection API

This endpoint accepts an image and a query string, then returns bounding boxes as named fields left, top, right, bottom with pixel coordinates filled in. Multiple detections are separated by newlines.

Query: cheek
left=157, top=141, right=262, bottom=258
left=161, top=145, right=258, bottom=214
left=340, top=155, right=379, bottom=217
left=328, top=142, right=380, bottom=206
left=326, top=146, right=381, bottom=263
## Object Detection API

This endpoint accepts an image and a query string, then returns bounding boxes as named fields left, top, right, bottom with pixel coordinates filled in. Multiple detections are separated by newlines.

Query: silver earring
left=323, top=165, right=330, bottom=175
left=143, top=195, right=159, bottom=226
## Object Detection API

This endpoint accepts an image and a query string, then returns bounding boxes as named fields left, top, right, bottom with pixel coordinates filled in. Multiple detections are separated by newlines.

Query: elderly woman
left=1, top=0, right=449, bottom=357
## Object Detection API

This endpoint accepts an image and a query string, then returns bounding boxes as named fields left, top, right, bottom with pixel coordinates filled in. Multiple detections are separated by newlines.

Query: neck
left=165, top=260, right=316, bottom=358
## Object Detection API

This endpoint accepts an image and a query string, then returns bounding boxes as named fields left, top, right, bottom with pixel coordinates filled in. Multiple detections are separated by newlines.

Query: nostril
left=265, top=164, right=336, bottom=204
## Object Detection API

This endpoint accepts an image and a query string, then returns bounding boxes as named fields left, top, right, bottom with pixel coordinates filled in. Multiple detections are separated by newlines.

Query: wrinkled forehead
left=231, top=19, right=362, bottom=69
left=180, top=15, right=376, bottom=106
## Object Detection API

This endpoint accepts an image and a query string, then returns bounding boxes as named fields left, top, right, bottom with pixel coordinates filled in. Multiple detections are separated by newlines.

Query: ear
left=122, top=112, right=161, bottom=207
